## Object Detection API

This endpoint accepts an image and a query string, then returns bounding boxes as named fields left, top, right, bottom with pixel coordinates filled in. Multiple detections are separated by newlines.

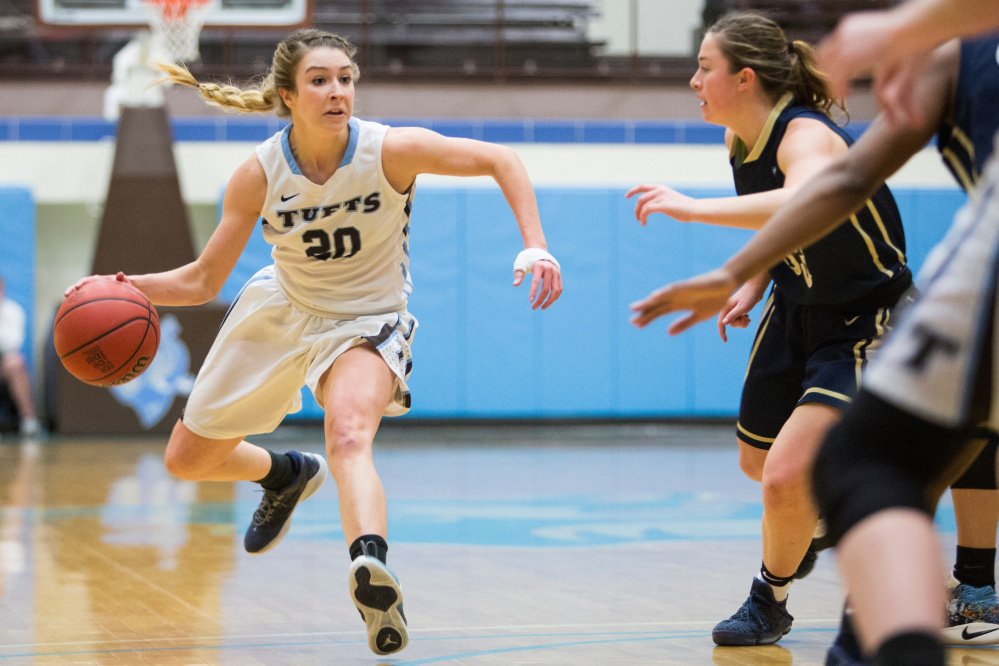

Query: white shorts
left=182, top=267, right=417, bottom=439
left=864, top=147, right=999, bottom=430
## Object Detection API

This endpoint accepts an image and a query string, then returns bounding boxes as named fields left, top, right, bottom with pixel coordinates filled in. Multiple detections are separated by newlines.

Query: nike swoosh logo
left=844, top=316, right=859, bottom=326
left=280, top=193, right=299, bottom=202
left=963, top=626, right=999, bottom=640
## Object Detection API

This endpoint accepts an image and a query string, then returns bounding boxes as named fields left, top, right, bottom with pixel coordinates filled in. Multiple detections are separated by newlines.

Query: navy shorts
left=737, top=287, right=905, bottom=450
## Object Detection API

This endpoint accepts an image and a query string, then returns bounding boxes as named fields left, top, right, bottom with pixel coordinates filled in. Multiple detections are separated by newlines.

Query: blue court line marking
left=396, top=634, right=704, bottom=665
left=397, top=629, right=844, bottom=665
left=0, top=628, right=840, bottom=659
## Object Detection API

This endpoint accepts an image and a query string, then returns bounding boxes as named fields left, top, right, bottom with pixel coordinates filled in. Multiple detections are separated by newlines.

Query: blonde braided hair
left=157, top=29, right=359, bottom=117
left=157, top=61, right=278, bottom=113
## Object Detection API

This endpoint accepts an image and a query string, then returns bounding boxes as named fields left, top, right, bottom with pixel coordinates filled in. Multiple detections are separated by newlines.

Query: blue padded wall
left=217, top=186, right=966, bottom=422
left=0, top=188, right=36, bottom=371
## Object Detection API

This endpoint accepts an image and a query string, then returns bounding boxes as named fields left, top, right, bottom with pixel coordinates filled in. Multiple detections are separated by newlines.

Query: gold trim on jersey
left=943, top=148, right=976, bottom=191
left=849, top=202, right=901, bottom=278
left=951, top=125, right=977, bottom=164
left=942, top=125, right=979, bottom=190
left=744, top=291, right=776, bottom=382
left=731, top=93, right=795, bottom=167
left=801, top=387, right=852, bottom=403
left=864, top=200, right=906, bottom=266
left=851, top=307, right=887, bottom=387
left=737, top=421, right=777, bottom=444
left=853, top=337, right=866, bottom=387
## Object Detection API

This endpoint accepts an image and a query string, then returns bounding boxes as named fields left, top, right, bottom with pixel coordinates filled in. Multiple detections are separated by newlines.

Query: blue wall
left=0, top=178, right=965, bottom=422
left=218, top=185, right=966, bottom=422
left=0, top=188, right=36, bottom=371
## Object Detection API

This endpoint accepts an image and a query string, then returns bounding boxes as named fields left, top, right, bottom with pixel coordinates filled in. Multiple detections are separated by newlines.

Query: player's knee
left=163, top=431, right=211, bottom=480
left=813, top=390, right=967, bottom=547
left=761, top=463, right=811, bottom=512
left=163, top=444, right=201, bottom=480
left=325, top=417, right=373, bottom=462
left=738, top=443, right=766, bottom=482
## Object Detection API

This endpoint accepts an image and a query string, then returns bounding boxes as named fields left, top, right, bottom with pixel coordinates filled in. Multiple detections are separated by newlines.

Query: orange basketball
left=53, top=278, right=160, bottom=387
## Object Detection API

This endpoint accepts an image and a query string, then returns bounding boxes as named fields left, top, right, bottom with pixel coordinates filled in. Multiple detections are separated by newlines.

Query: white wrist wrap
left=513, top=248, right=560, bottom=274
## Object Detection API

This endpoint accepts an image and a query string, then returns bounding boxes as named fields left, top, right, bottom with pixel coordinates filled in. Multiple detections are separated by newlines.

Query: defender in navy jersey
left=628, top=12, right=912, bottom=648
left=66, top=30, right=562, bottom=657
left=938, top=34, right=999, bottom=190
left=628, top=14, right=999, bottom=663
left=731, top=97, right=910, bottom=309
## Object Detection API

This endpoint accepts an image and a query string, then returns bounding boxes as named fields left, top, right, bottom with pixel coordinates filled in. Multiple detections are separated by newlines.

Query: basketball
left=53, top=278, right=160, bottom=387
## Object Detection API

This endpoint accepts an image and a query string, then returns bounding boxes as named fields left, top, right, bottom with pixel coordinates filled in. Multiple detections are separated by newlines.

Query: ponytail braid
left=157, top=29, right=359, bottom=118
left=157, top=62, right=279, bottom=114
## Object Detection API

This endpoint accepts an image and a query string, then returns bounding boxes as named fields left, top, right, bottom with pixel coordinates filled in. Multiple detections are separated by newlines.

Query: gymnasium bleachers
left=1, top=0, right=896, bottom=80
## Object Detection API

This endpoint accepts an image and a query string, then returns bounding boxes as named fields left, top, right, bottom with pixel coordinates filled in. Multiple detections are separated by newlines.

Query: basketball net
left=144, top=0, right=214, bottom=63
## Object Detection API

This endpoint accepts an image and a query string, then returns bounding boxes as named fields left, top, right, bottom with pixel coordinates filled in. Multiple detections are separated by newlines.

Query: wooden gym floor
left=0, top=422, right=993, bottom=665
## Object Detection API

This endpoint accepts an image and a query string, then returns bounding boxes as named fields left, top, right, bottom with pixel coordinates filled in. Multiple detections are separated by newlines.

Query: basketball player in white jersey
left=68, top=29, right=562, bottom=656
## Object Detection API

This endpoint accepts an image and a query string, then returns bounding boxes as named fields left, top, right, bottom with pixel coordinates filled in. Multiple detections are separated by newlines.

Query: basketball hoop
left=144, top=0, right=214, bottom=63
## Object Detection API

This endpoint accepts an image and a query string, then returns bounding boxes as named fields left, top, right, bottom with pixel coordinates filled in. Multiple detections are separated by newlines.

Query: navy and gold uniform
left=938, top=33, right=999, bottom=192
left=935, top=32, right=999, bottom=496
left=733, top=94, right=912, bottom=449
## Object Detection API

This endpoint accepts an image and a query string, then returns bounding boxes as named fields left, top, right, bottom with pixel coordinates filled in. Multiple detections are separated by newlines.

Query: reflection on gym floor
left=0, top=423, right=987, bottom=665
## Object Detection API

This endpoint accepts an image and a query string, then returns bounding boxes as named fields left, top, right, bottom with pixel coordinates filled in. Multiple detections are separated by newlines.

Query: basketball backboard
left=37, top=0, right=311, bottom=28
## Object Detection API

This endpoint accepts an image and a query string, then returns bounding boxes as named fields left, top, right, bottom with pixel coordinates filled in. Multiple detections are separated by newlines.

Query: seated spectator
left=0, top=277, right=39, bottom=438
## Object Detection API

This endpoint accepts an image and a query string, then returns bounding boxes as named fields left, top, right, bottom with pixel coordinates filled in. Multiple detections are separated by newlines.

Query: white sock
left=770, top=581, right=790, bottom=602
left=757, top=573, right=791, bottom=602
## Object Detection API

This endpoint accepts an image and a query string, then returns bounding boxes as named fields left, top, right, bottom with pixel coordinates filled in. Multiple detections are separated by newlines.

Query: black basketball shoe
left=712, top=578, right=794, bottom=646
left=244, top=451, right=328, bottom=554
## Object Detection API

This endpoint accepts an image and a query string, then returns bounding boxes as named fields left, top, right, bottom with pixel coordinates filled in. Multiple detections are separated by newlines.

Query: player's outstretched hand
left=625, top=184, right=696, bottom=225
left=717, top=274, right=769, bottom=342
left=631, top=268, right=740, bottom=335
left=514, top=259, right=562, bottom=310
left=817, top=10, right=929, bottom=128
left=65, top=272, right=131, bottom=296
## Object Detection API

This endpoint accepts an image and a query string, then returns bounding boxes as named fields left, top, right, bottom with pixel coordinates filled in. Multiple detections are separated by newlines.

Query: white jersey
left=255, top=118, right=413, bottom=317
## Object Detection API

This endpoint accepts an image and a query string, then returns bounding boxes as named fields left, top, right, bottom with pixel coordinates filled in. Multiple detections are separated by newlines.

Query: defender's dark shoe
left=795, top=518, right=834, bottom=580
left=825, top=604, right=864, bottom=665
left=712, top=578, right=794, bottom=646
left=244, top=451, right=328, bottom=554
left=349, top=555, right=409, bottom=655
left=793, top=545, right=819, bottom=580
